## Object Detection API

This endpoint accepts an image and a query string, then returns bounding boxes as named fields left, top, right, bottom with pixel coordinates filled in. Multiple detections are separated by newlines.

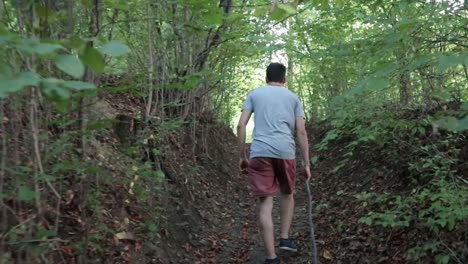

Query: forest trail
left=153, top=124, right=322, bottom=263
left=187, top=162, right=317, bottom=264
left=160, top=123, right=432, bottom=264
left=184, top=162, right=409, bottom=264
left=187, top=166, right=383, bottom=264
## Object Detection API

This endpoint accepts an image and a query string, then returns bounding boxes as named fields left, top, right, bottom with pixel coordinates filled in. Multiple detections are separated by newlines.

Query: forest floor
left=153, top=121, right=435, bottom=264
left=57, top=94, right=464, bottom=264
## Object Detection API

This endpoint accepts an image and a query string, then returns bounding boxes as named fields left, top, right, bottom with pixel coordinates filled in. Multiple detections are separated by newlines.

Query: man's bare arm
left=296, top=117, right=311, bottom=180
left=237, top=110, right=252, bottom=159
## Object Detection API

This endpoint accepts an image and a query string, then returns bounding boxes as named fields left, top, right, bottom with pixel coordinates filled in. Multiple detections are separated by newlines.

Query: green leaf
left=0, top=72, right=40, bottom=98
left=349, top=78, right=388, bottom=96
left=35, top=43, right=64, bottom=55
left=277, top=3, right=296, bottom=14
left=456, top=116, right=468, bottom=131
left=19, top=72, right=41, bottom=87
left=155, top=170, right=165, bottom=179
left=367, top=78, right=389, bottom=91
left=253, top=6, right=268, bottom=18
left=38, top=174, right=55, bottom=182
left=461, top=101, right=468, bottom=111
left=430, top=89, right=452, bottom=102
left=447, top=217, right=455, bottom=231
left=81, top=46, right=105, bottom=73
left=226, top=13, right=244, bottom=23
left=437, top=54, right=466, bottom=72
left=202, top=10, right=223, bottom=25
left=445, top=117, right=458, bottom=131
left=324, top=130, right=338, bottom=141
left=35, top=228, right=57, bottom=240
left=62, top=81, right=96, bottom=90
left=358, top=217, right=373, bottom=225
left=311, top=156, right=318, bottom=165
left=17, top=37, right=39, bottom=54
left=18, top=186, right=37, bottom=201
left=435, top=255, right=450, bottom=264
left=55, top=55, right=85, bottom=78
left=434, top=116, right=468, bottom=132
left=0, top=80, right=22, bottom=98
left=0, top=33, right=14, bottom=45
left=335, top=0, right=345, bottom=7
left=270, top=8, right=287, bottom=21
left=313, top=0, right=330, bottom=10
left=99, top=41, right=130, bottom=56
left=81, top=0, right=92, bottom=8
left=40, top=78, right=71, bottom=99
left=147, top=222, right=157, bottom=232
left=104, top=0, right=129, bottom=10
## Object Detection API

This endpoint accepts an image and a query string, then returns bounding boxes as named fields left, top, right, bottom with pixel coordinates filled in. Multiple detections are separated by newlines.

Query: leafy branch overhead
left=0, top=30, right=129, bottom=100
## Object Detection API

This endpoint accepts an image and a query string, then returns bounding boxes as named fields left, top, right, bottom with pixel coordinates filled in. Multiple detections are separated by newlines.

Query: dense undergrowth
left=1, top=87, right=239, bottom=263
left=315, top=101, right=467, bottom=263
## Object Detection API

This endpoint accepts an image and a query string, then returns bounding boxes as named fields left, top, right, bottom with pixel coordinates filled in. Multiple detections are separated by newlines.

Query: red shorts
left=247, top=157, right=296, bottom=196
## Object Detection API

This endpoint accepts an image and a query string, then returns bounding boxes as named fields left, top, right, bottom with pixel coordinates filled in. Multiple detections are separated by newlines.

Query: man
left=237, top=63, right=311, bottom=264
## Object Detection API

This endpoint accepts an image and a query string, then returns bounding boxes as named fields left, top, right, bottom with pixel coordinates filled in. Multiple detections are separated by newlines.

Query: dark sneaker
left=264, top=257, right=280, bottom=264
left=279, top=239, right=298, bottom=252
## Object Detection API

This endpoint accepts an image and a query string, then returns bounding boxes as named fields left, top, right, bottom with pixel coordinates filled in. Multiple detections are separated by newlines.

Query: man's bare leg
left=259, top=196, right=276, bottom=259
left=280, top=193, right=294, bottom=239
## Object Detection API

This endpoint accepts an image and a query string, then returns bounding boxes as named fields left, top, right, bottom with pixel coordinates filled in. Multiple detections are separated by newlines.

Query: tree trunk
left=397, top=51, right=412, bottom=106
left=145, top=1, right=154, bottom=119
left=80, top=0, right=100, bottom=159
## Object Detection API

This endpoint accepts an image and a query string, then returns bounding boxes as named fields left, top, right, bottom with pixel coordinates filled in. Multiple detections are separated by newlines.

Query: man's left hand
left=303, top=165, right=312, bottom=181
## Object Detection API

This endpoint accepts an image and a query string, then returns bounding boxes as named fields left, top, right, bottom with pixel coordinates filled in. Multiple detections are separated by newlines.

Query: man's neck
left=268, top=82, right=284, bottom=87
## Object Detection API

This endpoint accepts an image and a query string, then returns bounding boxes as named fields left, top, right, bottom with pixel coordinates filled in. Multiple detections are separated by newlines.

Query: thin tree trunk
left=0, top=100, right=6, bottom=253
left=81, top=0, right=100, bottom=159
left=0, top=0, right=4, bottom=20
left=145, top=1, right=154, bottom=119
left=397, top=51, right=412, bottom=106
left=29, top=88, right=43, bottom=217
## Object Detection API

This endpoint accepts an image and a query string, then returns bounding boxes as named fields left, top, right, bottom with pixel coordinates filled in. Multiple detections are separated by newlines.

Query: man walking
left=237, top=63, right=311, bottom=264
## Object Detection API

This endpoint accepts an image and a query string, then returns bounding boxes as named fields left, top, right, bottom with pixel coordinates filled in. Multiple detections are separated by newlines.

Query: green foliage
left=99, top=41, right=130, bottom=56
left=17, top=186, right=38, bottom=201
left=0, top=29, right=129, bottom=101
left=322, top=96, right=466, bottom=261
left=54, top=54, right=85, bottom=78
left=409, top=137, right=460, bottom=181
left=81, top=46, right=105, bottom=73
left=355, top=145, right=466, bottom=261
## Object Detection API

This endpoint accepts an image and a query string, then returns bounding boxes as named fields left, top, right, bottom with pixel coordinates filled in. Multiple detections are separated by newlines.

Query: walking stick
left=305, top=180, right=319, bottom=264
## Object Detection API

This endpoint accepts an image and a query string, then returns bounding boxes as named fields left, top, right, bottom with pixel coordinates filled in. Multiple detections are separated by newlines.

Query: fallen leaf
left=65, top=190, right=74, bottom=205
left=323, top=250, right=334, bottom=260
left=115, top=231, right=135, bottom=240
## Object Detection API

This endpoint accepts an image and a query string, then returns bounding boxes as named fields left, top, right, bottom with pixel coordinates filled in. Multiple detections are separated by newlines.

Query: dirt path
left=162, top=124, right=466, bottom=264
left=191, top=171, right=319, bottom=264
left=189, top=166, right=411, bottom=264
left=161, top=124, right=414, bottom=264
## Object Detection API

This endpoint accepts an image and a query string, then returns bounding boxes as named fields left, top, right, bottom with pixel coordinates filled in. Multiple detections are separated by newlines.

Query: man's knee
left=258, top=195, right=274, bottom=203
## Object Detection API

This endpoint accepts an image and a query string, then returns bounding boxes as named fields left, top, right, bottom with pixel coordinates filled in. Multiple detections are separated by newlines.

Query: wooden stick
left=305, top=181, right=319, bottom=264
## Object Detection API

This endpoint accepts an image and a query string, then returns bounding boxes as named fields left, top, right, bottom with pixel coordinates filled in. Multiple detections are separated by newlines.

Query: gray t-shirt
left=242, top=85, right=305, bottom=160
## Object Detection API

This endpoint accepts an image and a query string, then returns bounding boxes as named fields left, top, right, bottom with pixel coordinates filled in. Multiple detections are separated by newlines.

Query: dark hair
left=266, top=63, right=286, bottom=83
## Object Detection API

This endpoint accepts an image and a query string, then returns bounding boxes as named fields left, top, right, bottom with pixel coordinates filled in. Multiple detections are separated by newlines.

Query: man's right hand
left=239, top=158, right=249, bottom=175
left=303, top=165, right=311, bottom=181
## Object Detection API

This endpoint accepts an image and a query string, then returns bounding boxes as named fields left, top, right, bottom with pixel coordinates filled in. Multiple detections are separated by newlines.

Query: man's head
left=266, top=63, right=286, bottom=84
